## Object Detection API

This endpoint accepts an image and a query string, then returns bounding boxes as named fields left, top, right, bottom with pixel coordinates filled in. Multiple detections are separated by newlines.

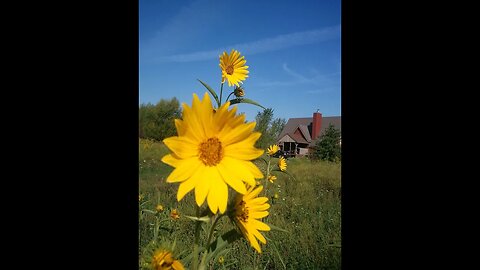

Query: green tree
left=254, top=108, right=286, bottom=149
left=139, top=97, right=181, bottom=141
left=312, top=123, right=341, bottom=162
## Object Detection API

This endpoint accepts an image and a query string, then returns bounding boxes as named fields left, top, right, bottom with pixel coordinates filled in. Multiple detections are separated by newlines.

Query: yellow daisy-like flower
left=218, top=256, right=225, bottom=264
left=268, top=175, right=277, bottom=183
left=232, top=185, right=271, bottom=253
left=156, top=204, right=164, bottom=212
left=161, top=92, right=264, bottom=214
left=267, top=144, right=279, bottom=156
left=170, top=209, right=180, bottom=220
left=219, top=49, right=249, bottom=87
left=278, top=156, right=287, bottom=171
left=151, top=249, right=185, bottom=270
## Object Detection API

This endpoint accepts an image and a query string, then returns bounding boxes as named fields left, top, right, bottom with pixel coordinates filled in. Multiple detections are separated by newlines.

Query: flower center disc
left=199, top=137, right=224, bottom=166
left=226, top=65, right=234, bottom=75
left=236, top=200, right=249, bottom=222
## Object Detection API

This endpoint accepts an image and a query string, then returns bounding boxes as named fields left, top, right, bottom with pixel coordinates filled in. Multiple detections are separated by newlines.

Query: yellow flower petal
left=163, top=137, right=198, bottom=159
left=194, top=166, right=209, bottom=206
left=161, top=154, right=180, bottom=168
left=250, top=210, right=269, bottom=219
left=241, top=160, right=264, bottom=179
left=251, top=229, right=267, bottom=244
left=221, top=157, right=256, bottom=187
left=244, top=185, right=263, bottom=200
left=247, top=232, right=261, bottom=253
left=177, top=176, right=198, bottom=201
left=216, top=161, right=247, bottom=194
left=166, top=157, right=201, bottom=183
left=252, top=219, right=270, bottom=231
left=206, top=167, right=228, bottom=214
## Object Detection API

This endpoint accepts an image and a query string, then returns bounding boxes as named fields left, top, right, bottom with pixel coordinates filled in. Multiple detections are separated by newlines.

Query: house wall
left=298, top=147, right=309, bottom=156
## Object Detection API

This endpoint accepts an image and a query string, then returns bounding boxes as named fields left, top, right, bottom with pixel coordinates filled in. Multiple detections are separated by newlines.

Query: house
left=277, top=111, right=341, bottom=157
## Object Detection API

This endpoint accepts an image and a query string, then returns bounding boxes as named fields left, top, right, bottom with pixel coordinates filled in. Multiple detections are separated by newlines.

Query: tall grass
left=139, top=139, right=341, bottom=269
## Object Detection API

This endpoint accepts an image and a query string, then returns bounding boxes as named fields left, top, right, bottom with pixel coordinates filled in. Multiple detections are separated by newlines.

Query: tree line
left=139, top=98, right=340, bottom=162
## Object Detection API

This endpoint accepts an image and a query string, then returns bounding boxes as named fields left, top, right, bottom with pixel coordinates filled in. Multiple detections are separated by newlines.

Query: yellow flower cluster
left=161, top=50, right=272, bottom=253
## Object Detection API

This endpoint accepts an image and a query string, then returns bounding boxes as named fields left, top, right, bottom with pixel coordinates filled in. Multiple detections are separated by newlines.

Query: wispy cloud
left=141, top=0, right=228, bottom=58
left=251, top=63, right=340, bottom=95
left=152, top=25, right=340, bottom=63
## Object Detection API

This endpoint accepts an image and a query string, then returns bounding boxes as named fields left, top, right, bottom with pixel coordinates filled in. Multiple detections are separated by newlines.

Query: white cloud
left=151, top=25, right=341, bottom=63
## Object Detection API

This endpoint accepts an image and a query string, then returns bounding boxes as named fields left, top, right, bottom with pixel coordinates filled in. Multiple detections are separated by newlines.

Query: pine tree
left=313, top=123, right=341, bottom=162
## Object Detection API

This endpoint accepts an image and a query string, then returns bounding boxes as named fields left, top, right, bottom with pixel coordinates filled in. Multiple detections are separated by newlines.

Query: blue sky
left=140, top=0, right=341, bottom=122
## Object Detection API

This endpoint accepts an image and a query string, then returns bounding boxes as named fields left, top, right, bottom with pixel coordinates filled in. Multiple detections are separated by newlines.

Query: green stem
left=219, top=82, right=224, bottom=106
left=200, top=214, right=224, bottom=268
left=265, top=157, right=271, bottom=197
left=193, top=205, right=201, bottom=270
left=225, top=92, right=234, bottom=102
left=206, top=214, right=223, bottom=248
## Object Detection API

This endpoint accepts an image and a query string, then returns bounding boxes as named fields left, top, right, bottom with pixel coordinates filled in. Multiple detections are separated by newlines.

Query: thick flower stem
left=225, top=91, right=234, bottom=102
left=199, top=214, right=223, bottom=269
left=193, top=205, right=201, bottom=270
left=265, top=158, right=271, bottom=197
left=219, top=82, right=224, bottom=106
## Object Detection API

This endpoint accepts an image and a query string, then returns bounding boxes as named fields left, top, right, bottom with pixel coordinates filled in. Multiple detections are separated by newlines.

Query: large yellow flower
left=232, top=185, right=271, bottom=253
left=278, top=156, right=287, bottom=171
left=151, top=250, right=184, bottom=270
left=161, top=92, right=264, bottom=214
left=219, top=49, right=249, bottom=87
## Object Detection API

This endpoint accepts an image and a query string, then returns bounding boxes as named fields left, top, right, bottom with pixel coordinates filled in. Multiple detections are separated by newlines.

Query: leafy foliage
left=139, top=98, right=181, bottom=141
left=312, top=123, right=341, bottom=162
left=253, top=108, right=286, bottom=150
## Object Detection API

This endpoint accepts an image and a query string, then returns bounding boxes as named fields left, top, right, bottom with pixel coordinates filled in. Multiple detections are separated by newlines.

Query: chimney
left=312, top=110, right=322, bottom=140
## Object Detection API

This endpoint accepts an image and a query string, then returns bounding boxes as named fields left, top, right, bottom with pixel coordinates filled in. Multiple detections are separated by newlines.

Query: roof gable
left=278, top=115, right=341, bottom=144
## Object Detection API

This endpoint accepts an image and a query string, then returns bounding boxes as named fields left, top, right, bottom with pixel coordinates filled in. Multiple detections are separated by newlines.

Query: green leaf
left=181, top=247, right=206, bottom=266
left=229, top=98, right=266, bottom=110
left=205, top=229, right=242, bottom=263
left=270, top=240, right=286, bottom=270
left=264, top=223, right=290, bottom=233
left=184, top=215, right=211, bottom=223
left=198, top=79, right=220, bottom=107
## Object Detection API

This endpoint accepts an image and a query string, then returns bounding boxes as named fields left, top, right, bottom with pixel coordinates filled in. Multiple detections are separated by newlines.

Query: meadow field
left=139, top=139, right=341, bottom=269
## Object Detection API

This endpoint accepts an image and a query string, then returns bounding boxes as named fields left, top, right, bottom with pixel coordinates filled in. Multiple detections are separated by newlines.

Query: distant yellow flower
left=267, top=144, right=279, bottom=156
left=278, top=156, right=287, bottom=171
left=151, top=249, right=185, bottom=270
left=234, top=86, right=245, bottom=97
left=218, top=256, right=225, bottom=264
left=156, top=204, right=164, bottom=212
left=232, top=185, right=270, bottom=253
left=268, top=175, right=277, bottom=183
left=170, top=209, right=180, bottom=220
left=273, top=193, right=279, bottom=199
left=220, top=49, right=249, bottom=87
left=161, top=92, right=264, bottom=214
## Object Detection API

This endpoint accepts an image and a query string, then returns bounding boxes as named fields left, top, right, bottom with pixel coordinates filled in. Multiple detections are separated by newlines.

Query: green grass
left=139, top=139, right=341, bottom=269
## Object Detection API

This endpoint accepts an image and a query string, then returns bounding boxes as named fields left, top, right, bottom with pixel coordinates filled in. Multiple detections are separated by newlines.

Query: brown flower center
left=198, top=137, right=224, bottom=166
left=236, top=200, right=249, bottom=222
left=226, top=65, right=234, bottom=75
